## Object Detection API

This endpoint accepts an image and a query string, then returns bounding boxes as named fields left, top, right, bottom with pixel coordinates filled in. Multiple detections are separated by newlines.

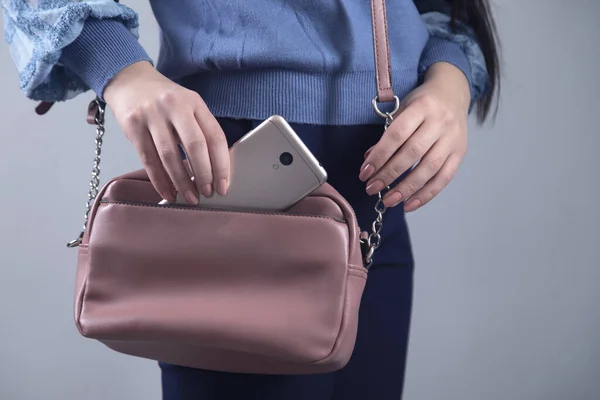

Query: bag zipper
left=99, top=200, right=348, bottom=224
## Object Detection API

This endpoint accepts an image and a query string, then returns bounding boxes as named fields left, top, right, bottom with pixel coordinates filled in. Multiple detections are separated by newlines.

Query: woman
left=3, top=0, right=499, bottom=398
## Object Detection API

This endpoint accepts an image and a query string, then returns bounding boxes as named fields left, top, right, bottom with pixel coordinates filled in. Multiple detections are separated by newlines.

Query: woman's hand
left=104, top=61, right=230, bottom=205
left=359, top=62, right=471, bottom=212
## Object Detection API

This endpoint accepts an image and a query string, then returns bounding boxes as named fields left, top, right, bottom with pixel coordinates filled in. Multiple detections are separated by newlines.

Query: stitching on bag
left=348, top=272, right=367, bottom=280
left=348, top=267, right=367, bottom=277
left=98, top=201, right=348, bottom=224
left=372, top=0, right=382, bottom=91
left=76, top=247, right=90, bottom=336
left=383, top=0, right=392, bottom=88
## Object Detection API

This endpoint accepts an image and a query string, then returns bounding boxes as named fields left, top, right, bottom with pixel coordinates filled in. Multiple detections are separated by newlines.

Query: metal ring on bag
left=371, top=95, right=400, bottom=119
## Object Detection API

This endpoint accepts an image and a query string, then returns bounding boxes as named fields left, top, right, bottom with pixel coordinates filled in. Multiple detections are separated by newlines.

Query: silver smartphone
left=160, top=115, right=327, bottom=211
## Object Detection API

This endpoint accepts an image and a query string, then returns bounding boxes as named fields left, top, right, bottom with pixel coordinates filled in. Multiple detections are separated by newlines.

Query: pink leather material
left=75, top=170, right=367, bottom=374
left=99, top=271, right=366, bottom=374
left=371, top=0, right=395, bottom=102
left=35, top=101, right=54, bottom=115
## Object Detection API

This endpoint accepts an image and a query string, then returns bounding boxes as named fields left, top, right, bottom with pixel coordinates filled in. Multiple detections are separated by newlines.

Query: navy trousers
left=160, top=118, right=415, bottom=400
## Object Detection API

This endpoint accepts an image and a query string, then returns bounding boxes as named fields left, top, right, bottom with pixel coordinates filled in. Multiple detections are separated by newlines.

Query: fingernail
left=161, top=191, right=176, bottom=203
left=359, top=163, right=375, bottom=181
left=405, top=199, right=421, bottom=212
left=383, top=191, right=403, bottom=208
left=184, top=190, right=199, bottom=205
left=217, top=178, right=228, bottom=196
left=366, top=180, right=385, bottom=196
left=201, top=184, right=213, bottom=198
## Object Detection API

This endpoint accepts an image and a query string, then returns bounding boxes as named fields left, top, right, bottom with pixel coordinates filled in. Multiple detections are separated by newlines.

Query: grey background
left=1, top=1, right=598, bottom=399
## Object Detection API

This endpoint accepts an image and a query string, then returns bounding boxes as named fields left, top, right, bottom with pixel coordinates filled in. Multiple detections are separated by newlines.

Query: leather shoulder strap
left=370, top=0, right=395, bottom=103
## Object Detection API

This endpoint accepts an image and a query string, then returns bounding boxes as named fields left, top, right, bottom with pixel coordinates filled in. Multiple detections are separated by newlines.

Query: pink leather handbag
left=66, top=0, right=401, bottom=375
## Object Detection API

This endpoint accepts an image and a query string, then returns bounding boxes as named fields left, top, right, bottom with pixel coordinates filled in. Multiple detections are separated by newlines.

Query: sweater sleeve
left=1, top=0, right=151, bottom=101
left=60, top=18, right=152, bottom=100
left=413, top=0, right=490, bottom=108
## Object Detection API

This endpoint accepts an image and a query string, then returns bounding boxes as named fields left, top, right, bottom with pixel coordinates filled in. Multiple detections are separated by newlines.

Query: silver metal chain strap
left=361, top=95, right=400, bottom=268
left=361, top=188, right=389, bottom=268
left=67, top=98, right=106, bottom=248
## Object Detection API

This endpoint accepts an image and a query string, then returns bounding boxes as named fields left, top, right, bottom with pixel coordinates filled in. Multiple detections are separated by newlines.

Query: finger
left=381, top=140, right=450, bottom=207
left=172, top=114, right=214, bottom=199
left=194, top=108, right=230, bottom=196
left=365, top=119, right=441, bottom=195
left=404, top=153, right=462, bottom=212
left=131, top=132, right=177, bottom=203
left=121, top=114, right=177, bottom=202
left=148, top=116, right=199, bottom=205
left=359, top=104, right=425, bottom=182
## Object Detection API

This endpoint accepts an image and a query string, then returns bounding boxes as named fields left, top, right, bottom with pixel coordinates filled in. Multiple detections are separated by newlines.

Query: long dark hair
left=450, top=0, right=501, bottom=123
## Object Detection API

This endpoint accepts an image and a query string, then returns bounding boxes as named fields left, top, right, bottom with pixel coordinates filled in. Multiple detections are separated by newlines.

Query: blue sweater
left=3, top=0, right=488, bottom=125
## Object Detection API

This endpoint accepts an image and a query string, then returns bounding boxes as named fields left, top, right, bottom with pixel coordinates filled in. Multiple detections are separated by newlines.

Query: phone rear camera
left=279, top=152, right=294, bottom=166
